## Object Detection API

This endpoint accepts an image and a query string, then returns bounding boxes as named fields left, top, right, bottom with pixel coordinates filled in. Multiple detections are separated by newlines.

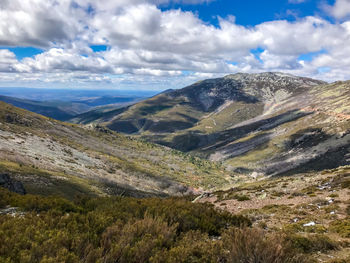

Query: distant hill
left=73, top=72, right=350, bottom=176
left=0, top=87, right=157, bottom=101
left=0, top=94, right=147, bottom=121
left=0, top=95, right=87, bottom=121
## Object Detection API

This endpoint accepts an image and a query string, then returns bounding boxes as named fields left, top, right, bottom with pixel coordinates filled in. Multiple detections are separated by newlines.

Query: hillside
left=0, top=101, right=229, bottom=199
left=72, top=72, right=350, bottom=176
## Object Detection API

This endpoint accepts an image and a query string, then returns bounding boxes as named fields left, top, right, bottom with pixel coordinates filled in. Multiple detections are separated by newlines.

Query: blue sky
left=161, top=0, right=332, bottom=25
left=0, top=0, right=349, bottom=90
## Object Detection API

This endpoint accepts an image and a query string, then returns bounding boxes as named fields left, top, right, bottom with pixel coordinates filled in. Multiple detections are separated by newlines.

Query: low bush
left=286, top=234, right=339, bottom=253
left=233, top=194, right=250, bottom=201
left=0, top=188, right=310, bottom=262
left=221, top=227, right=308, bottom=263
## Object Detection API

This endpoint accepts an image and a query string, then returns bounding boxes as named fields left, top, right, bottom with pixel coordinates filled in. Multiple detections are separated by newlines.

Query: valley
left=1, top=73, right=349, bottom=262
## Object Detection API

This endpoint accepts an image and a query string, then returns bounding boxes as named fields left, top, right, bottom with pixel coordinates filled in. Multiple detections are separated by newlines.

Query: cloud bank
left=0, top=0, right=350, bottom=89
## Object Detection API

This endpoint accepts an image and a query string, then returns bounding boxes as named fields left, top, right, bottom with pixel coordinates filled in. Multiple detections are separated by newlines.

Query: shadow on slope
left=169, top=109, right=312, bottom=153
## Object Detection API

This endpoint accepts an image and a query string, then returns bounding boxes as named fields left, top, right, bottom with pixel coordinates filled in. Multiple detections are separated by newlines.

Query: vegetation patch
left=0, top=188, right=316, bottom=263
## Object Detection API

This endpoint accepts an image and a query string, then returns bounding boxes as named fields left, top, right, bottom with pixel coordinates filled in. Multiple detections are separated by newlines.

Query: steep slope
left=0, top=102, right=229, bottom=199
left=214, top=80, right=350, bottom=176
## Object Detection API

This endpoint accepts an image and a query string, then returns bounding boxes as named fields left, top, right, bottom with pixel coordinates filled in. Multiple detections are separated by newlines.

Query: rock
left=327, top=198, right=334, bottom=204
left=258, top=193, right=267, bottom=200
left=250, top=172, right=263, bottom=179
left=303, top=221, right=316, bottom=227
left=0, top=173, right=26, bottom=195
left=0, top=206, right=25, bottom=217
left=192, top=192, right=211, bottom=203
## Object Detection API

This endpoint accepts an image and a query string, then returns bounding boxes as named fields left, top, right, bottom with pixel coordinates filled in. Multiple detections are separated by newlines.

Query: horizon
left=0, top=71, right=334, bottom=92
left=1, top=0, right=350, bottom=90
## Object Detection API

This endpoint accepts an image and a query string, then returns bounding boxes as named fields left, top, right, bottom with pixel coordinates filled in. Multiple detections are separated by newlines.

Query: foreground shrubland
left=0, top=188, right=314, bottom=263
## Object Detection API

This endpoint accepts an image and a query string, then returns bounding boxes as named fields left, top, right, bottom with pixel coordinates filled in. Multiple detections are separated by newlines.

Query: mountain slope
left=74, top=72, right=323, bottom=136
left=71, top=72, right=350, bottom=177
left=197, top=80, right=350, bottom=176
left=0, top=101, right=229, bottom=199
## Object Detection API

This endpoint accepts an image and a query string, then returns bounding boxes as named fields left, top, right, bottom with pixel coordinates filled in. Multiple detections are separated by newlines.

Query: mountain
left=73, top=72, right=350, bottom=176
left=0, top=95, right=89, bottom=121
left=0, top=101, right=228, bottom=199
left=73, top=72, right=323, bottom=135
left=0, top=94, right=148, bottom=121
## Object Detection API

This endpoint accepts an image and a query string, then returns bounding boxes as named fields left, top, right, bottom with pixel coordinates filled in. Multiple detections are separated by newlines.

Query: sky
left=1, top=0, right=350, bottom=90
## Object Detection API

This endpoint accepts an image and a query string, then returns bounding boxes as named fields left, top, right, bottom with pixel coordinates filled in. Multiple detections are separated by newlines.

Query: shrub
left=329, top=219, right=350, bottom=238
left=0, top=188, right=319, bottom=263
left=346, top=205, right=350, bottom=215
left=234, top=194, right=251, bottom=201
left=221, top=227, right=308, bottom=263
left=286, top=234, right=339, bottom=253
left=151, top=230, right=222, bottom=263
left=100, top=215, right=177, bottom=263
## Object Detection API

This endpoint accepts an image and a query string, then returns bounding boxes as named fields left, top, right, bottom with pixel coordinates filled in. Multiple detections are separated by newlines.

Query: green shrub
left=286, top=234, right=339, bottom=253
left=233, top=194, right=250, bottom=201
left=0, top=188, right=319, bottom=263
left=0, top=189, right=252, bottom=263
left=100, top=215, right=177, bottom=263
left=221, top=227, right=308, bottom=263
left=151, top=230, right=222, bottom=263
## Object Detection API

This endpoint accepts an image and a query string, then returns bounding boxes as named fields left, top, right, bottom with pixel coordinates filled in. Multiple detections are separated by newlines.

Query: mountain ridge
left=72, top=72, right=350, bottom=178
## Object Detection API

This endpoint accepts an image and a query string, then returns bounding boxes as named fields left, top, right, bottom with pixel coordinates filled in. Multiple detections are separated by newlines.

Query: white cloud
left=1, top=0, right=350, bottom=88
left=324, top=0, right=350, bottom=20
left=0, top=50, right=19, bottom=72
left=0, top=0, right=86, bottom=47
left=21, top=48, right=113, bottom=73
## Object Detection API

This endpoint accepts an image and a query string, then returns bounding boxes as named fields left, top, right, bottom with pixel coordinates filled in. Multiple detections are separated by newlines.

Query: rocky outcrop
left=0, top=173, right=26, bottom=195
